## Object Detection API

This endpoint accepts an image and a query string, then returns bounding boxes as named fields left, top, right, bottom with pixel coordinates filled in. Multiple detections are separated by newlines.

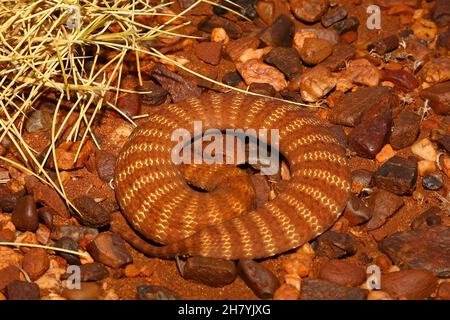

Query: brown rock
left=431, top=0, right=450, bottom=27
left=314, top=231, right=356, bottom=259
left=343, top=59, right=380, bottom=87
left=343, top=195, right=371, bottom=226
left=381, top=225, right=450, bottom=277
left=372, top=156, right=417, bottom=195
left=332, top=16, right=360, bottom=34
left=367, top=189, right=404, bottom=230
left=273, top=284, right=300, bottom=300
left=137, top=80, right=168, bottom=106
left=222, top=71, right=242, bottom=87
left=12, top=195, right=38, bottom=232
left=225, top=36, right=259, bottom=62
left=236, top=59, right=287, bottom=92
left=381, top=69, right=419, bottom=92
left=195, top=42, right=222, bottom=65
left=291, top=0, right=329, bottom=23
left=55, top=237, right=81, bottom=265
left=237, top=259, right=280, bottom=299
left=390, top=110, right=421, bottom=150
left=180, top=256, right=237, bottom=287
left=7, top=280, right=40, bottom=300
left=50, top=140, right=93, bottom=171
left=436, top=282, right=450, bottom=300
left=420, top=81, right=450, bottom=115
left=0, top=185, right=22, bottom=212
left=61, top=282, right=103, bottom=300
left=368, top=35, right=399, bottom=55
left=322, top=44, right=355, bottom=71
left=198, top=15, right=242, bottom=39
left=299, top=65, right=336, bottom=102
left=259, top=14, right=294, bottom=47
left=301, top=279, right=368, bottom=300
left=351, top=169, right=373, bottom=194
left=248, top=83, right=276, bottom=97
left=263, top=47, right=302, bottom=79
left=22, top=248, right=50, bottom=281
left=255, top=1, right=274, bottom=25
left=137, top=285, right=180, bottom=300
left=321, top=6, right=347, bottom=27
left=73, top=196, right=111, bottom=228
left=0, top=266, right=21, bottom=291
left=87, top=232, right=132, bottom=268
left=51, top=225, right=98, bottom=242
left=299, top=38, right=333, bottom=65
left=94, top=150, right=116, bottom=182
left=61, top=262, right=109, bottom=282
left=117, top=91, right=141, bottom=119
left=381, top=269, right=437, bottom=300
left=410, top=207, right=442, bottom=230
left=318, top=260, right=366, bottom=287
left=420, top=57, right=450, bottom=84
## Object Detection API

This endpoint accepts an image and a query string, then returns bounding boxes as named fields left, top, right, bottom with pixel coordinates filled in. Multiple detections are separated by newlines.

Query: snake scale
left=113, top=93, right=351, bottom=260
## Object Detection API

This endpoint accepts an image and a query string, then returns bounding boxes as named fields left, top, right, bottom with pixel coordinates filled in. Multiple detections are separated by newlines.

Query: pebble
left=367, top=290, right=394, bottom=300
left=332, top=16, right=360, bottom=34
left=344, top=59, right=380, bottom=87
left=420, top=57, right=450, bottom=84
left=431, top=0, right=450, bottom=27
left=411, top=138, right=438, bottom=161
left=137, top=80, right=168, bottom=106
left=237, top=259, right=280, bottom=299
left=225, top=36, right=259, bottom=62
left=436, top=282, right=450, bottom=300
left=124, top=264, right=141, bottom=278
left=367, top=189, right=404, bottom=230
left=381, top=269, right=437, bottom=300
left=299, top=65, right=336, bottom=102
left=222, top=71, right=242, bottom=86
left=22, top=248, right=50, bottom=281
left=390, top=110, right=421, bottom=150
left=61, top=262, right=109, bottom=282
left=61, top=282, right=103, bottom=300
left=263, top=47, right=302, bottom=79
left=372, top=156, right=418, bottom=195
left=195, top=41, right=222, bottom=65
left=25, top=110, right=52, bottom=133
left=198, top=15, right=242, bottom=39
left=421, top=81, right=450, bottom=115
left=94, top=150, right=116, bottom=183
left=411, top=18, right=437, bottom=41
left=351, top=169, right=373, bottom=194
left=437, top=135, right=450, bottom=153
left=322, top=43, right=355, bottom=71
left=422, top=174, right=443, bottom=190
left=329, top=86, right=397, bottom=127
left=293, top=28, right=339, bottom=51
left=238, top=47, right=271, bottom=63
left=381, top=69, right=419, bottom=92
left=282, top=254, right=313, bottom=278
left=6, top=280, right=40, bottom=300
left=321, top=6, right=347, bottom=27
left=0, top=265, right=21, bottom=291
left=236, top=59, right=287, bottom=92
left=313, top=230, right=356, bottom=259
left=299, top=38, right=333, bottom=65
left=381, top=225, right=450, bottom=277
left=248, top=83, right=276, bottom=97
left=51, top=140, right=93, bottom=170
left=0, top=185, right=22, bottom=212
left=11, top=195, right=38, bottom=232
left=417, top=160, right=437, bottom=176
left=211, top=27, right=229, bottom=44
left=51, top=225, right=98, bottom=242
left=0, top=248, right=22, bottom=270
left=348, top=105, right=392, bottom=158
left=301, top=279, right=367, bottom=300
left=73, top=196, right=111, bottom=228
left=87, top=232, right=132, bottom=268
left=180, top=256, right=237, bottom=287
left=54, top=237, right=81, bottom=265
left=37, top=207, right=53, bottom=229
left=273, top=284, right=300, bottom=300
left=255, top=0, right=274, bottom=25
left=152, top=63, right=201, bottom=103
left=368, top=35, right=399, bottom=55
left=117, top=92, right=141, bottom=119
left=318, top=260, right=366, bottom=287
left=290, top=0, right=329, bottom=23
left=136, top=285, right=180, bottom=300
left=343, top=195, right=371, bottom=226
left=259, top=14, right=294, bottom=47
left=437, top=29, right=450, bottom=50
left=410, top=207, right=442, bottom=230
left=376, top=144, right=396, bottom=163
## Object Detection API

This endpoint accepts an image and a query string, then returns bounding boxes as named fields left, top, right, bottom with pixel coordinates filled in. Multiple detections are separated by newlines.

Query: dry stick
left=0, top=242, right=89, bottom=257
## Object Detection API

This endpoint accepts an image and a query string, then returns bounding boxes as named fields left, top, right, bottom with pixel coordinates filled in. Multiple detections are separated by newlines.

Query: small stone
left=367, top=290, right=394, bottom=300
left=411, top=138, right=438, bottom=161
left=61, top=282, right=103, bottom=300
left=372, top=156, right=418, bottom=195
left=237, top=259, right=280, bottom=299
left=291, top=0, right=329, bottom=23
left=37, top=207, right=53, bottom=229
left=410, top=207, right=442, bottom=230
left=211, top=27, right=229, bottom=44
left=437, top=29, right=450, bottom=50
left=137, top=80, right=168, bottom=106
left=332, top=16, right=360, bottom=35
left=313, top=231, right=356, bottom=259
left=6, top=280, right=40, bottom=300
left=51, top=140, right=93, bottom=171
left=248, top=83, right=276, bottom=97
left=259, top=14, right=294, bottom=47
left=368, top=35, right=399, bottom=55
left=225, top=36, right=259, bottom=62
left=390, top=110, right=421, bottom=150
left=236, top=59, right=287, bottom=92
left=117, top=92, right=141, bottom=119
left=195, top=41, right=222, bottom=65
left=343, top=195, right=371, bottom=226
left=273, top=284, right=300, bottom=300
left=299, top=65, right=336, bottom=102
left=432, top=0, right=450, bottom=27
left=54, top=237, right=81, bottom=265
left=301, top=279, right=367, bottom=300
left=381, top=225, right=450, bottom=277
left=124, top=264, right=141, bottom=278
left=293, top=28, right=339, bottom=52
left=420, top=81, right=450, bottom=115
left=437, top=135, right=450, bottom=153
left=94, top=150, right=116, bottom=183
left=436, top=282, right=450, bottom=300
left=136, top=285, right=180, bottom=300
left=422, top=174, right=443, bottom=191
left=61, top=262, right=109, bottom=282
left=25, top=110, right=52, bottom=133
left=152, top=63, right=201, bottom=103
left=343, top=59, right=381, bottom=87
left=87, top=232, right=132, bottom=268
left=11, top=195, right=38, bottom=232
left=51, top=225, right=98, bottom=242
left=255, top=0, right=274, bottom=25
left=367, top=189, right=404, bottom=230
left=180, top=256, right=237, bottom=287
left=238, top=47, right=271, bottom=63
left=420, top=57, right=450, bottom=85
left=0, top=266, right=21, bottom=291
left=73, top=196, right=111, bottom=228
left=381, top=69, right=419, bottom=92
left=321, top=6, right=347, bottom=27
left=381, top=269, right=437, bottom=300
left=0, top=185, right=22, bottom=212
left=263, top=47, right=302, bottom=79
left=322, top=44, right=355, bottom=71
left=318, top=260, right=366, bottom=287
left=198, top=15, right=242, bottom=39
left=351, top=169, right=373, bottom=194
left=417, top=160, right=437, bottom=176
left=282, top=254, right=313, bottom=278
left=298, top=38, right=333, bottom=65
left=222, top=71, right=242, bottom=86
left=0, top=248, right=22, bottom=270
left=412, top=18, right=437, bottom=41
left=376, top=144, right=396, bottom=163
left=22, top=248, right=50, bottom=281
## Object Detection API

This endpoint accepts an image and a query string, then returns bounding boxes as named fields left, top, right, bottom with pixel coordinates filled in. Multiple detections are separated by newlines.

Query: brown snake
left=113, top=93, right=351, bottom=260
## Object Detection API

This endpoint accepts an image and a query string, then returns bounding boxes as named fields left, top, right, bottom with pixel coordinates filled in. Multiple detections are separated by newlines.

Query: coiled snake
left=113, top=93, right=351, bottom=260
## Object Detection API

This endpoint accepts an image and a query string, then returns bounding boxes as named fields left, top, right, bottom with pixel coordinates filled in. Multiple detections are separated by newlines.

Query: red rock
left=381, top=269, right=437, bottom=300
left=61, top=263, right=109, bottom=282
left=381, top=69, right=419, bottom=92
left=180, top=256, right=237, bottom=287
left=301, top=279, right=367, bottom=300
left=195, top=42, right=222, bottom=65
left=367, top=189, right=404, bottom=230
left=198, top=15, right=242, bottom=39
left=390, top=110, right=421, bottom=150
left=61, top=282, right=103, bottom=300
left=263, top=47, right=302, bottom=79
left=314, top=231, right=356, bottom=259
left=436, top=282, right=450, bottom=300
left=12, top=195, right=38, bottom=232
left=372, top=156, right=418, bottom=195
left=321, top=6, right=347, bottom=27
left=7, top=280, right=40, bottom=300
left=236, top=59, right=287, bottom=92
left=94, top=150, right=116, bottom=182
left=137, top=285, right=180, bottom=300
left=259, top=14, right=294, bottom=47
left=299, top=38, right=333, bottom=65
left=420, top=81, right=450, bottom=115
left=291, top=0, right=329, bottom=23
left=299, top=65, right=336, bottom=102
left=137, top=80, right=167, bottom=106
left=322, top=44, right=355, bottom=71
left=318, top=260, right=366, bottom=287
left=0, top=266, right=21, bottom=291
left=73, top=196, right=111, bottom=228
left=368, top=35, right=399, bottom=55
left=273, top=284, right=300, bottom=300
left=22, top=248, right=50, bottom=281
left=87, top=232, right=132, bottom=268
left=237, top=259, right=280, bottom=299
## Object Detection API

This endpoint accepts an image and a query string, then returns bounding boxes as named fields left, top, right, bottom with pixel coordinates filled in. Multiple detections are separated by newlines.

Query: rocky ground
left=0, top=0, right=449, bottom=300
